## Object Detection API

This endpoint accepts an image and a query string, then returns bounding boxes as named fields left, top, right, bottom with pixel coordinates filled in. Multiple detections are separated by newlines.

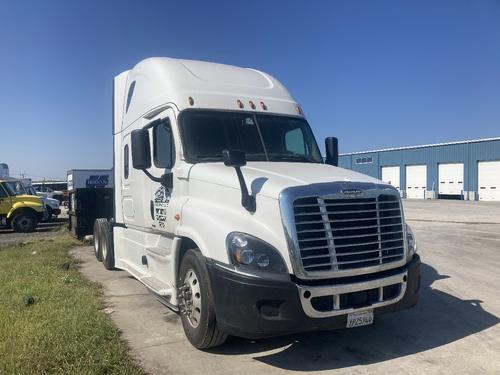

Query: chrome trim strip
left=278, top=181, right=408, bottom=279
left=297, top=270, right=408, bottom=318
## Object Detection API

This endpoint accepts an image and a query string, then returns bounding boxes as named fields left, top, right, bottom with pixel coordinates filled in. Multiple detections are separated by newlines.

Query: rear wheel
left=178, top=249, right=227, bottom=349
left=93, top=219, right=103, bottom=262
left=12, top=211, right=37, bottom=233
left=96, top=219, right=114, bottom=270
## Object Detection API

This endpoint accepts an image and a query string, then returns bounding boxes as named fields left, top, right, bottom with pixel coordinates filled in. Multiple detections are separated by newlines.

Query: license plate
left=346, top=309, right=374, bottom=328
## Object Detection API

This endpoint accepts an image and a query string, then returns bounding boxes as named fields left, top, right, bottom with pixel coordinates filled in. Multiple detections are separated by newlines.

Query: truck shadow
left=210, top=263, right=499, bottom=371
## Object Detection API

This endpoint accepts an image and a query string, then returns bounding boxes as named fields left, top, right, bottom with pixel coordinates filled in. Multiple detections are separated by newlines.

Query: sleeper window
left=126, top=81, right=136, bottom=113
left=124, top=144, right=129, bottom=179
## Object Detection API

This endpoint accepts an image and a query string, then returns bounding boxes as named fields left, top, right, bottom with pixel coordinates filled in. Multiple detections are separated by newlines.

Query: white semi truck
left=93, top=57, right=420, bottom=349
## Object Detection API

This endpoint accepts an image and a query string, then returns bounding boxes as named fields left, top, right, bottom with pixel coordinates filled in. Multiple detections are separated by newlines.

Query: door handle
left=150, top=200, right=154, bottom=220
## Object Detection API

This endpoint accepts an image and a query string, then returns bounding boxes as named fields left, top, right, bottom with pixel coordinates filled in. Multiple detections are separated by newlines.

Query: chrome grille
left=293, top=194, right=405, bottom=272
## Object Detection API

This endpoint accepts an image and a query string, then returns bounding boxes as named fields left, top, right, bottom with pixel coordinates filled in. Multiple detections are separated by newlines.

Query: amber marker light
left=188, top=96, right=194, bottom=106
left=260, top=101, right=267, bottom=110
left=249, top=101, right=256, bottom=109
left=237, top=99, right=244, bottom=109
left=295, top=105, right=303, bottom=115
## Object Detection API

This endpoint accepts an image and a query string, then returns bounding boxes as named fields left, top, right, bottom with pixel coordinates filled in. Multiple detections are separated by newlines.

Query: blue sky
left=1, top=0, right=499, bottom=180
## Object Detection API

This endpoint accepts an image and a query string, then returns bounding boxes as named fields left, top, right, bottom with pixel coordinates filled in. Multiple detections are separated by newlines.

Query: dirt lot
left=56, top=201, right=500, bottom=373
left=0, top=218, right=68, bottom=248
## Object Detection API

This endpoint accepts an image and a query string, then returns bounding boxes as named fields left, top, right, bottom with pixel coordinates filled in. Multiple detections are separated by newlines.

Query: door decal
left=153, top=186, right=171, bottom=228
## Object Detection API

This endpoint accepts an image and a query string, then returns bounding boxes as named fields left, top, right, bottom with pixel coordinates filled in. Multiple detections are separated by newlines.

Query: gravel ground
left=70, top=199, right=500, bottom=375
left=0, top=207, right=68, bottom=248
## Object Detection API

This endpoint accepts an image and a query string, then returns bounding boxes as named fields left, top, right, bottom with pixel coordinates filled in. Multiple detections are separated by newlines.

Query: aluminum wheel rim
left=183, top=269, right=202, bottom=328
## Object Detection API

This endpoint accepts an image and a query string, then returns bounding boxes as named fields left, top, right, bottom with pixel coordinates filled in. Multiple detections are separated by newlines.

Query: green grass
left=0, top=232, right=145, bottom=374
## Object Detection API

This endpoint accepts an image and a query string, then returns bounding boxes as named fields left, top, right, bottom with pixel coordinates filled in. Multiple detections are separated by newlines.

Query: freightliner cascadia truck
left=93, top=57, right=420, bottom=349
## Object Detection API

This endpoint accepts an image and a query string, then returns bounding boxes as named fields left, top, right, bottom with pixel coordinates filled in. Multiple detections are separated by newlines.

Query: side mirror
left=222, top=149, right=247, bottom=167
left=325, top=137, right=339, bottom=167
left=131, top=129, right=151, bottom=169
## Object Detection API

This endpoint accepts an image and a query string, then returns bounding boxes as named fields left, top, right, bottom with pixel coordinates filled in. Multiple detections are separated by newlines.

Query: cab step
left=140, top=276, right=172, bottom=297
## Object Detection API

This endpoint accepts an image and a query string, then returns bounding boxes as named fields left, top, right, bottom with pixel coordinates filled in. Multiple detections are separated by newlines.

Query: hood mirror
left=222, top=149, right=246, bottom=167
left=325, top=137, right=339, bottom=167
left=222, top=149, right=255, bottom=212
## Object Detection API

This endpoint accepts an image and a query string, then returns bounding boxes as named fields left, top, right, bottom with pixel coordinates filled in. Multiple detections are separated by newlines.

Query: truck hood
left=42, top=197, right=60, bottom=208
left=188, top=162, right=383, bottom=199
left=16, top=195, right=43, bottom=205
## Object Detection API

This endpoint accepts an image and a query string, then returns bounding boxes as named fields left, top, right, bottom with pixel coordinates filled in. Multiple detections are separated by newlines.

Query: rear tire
left=99, top=219, right=115, bottom=270
left=178, top=249, right=227, bottom=349
left=12, top=211, right=37, bottom=233
left=93, top=219, right=103, bottom=262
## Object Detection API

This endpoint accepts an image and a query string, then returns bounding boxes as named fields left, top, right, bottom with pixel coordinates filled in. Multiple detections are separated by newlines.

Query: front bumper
left=207, top=254, right=420, bottom=339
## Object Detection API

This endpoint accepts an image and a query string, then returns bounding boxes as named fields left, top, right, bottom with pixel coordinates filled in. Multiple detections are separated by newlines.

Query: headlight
left=406, top=224, right=417, bottom=256
left=226, top=232, right=287, bottom=273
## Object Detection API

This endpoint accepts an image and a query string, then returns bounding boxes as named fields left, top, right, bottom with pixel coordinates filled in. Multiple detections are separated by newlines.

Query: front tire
left=12, top=211, right=37, bottom=233
left=178, top=249, right=227, bottom=349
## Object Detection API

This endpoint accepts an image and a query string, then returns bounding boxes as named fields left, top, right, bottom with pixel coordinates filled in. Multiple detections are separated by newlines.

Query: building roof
left=340, top=137, right=500, bottom=156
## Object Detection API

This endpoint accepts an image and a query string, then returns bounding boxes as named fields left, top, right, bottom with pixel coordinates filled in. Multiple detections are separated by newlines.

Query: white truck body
left=98, top=57, right=420, bottom=348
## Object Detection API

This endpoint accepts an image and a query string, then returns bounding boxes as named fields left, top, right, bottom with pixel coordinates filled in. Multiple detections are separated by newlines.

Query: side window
left=284, top=128, right=306, bottom=155
left=124, top=144, right=129, bottom=179
left=0, top=184, right=7, bottom=198
left=153, top=121, right=174, bottom=168
left=125, top=81, right=136, bottom=113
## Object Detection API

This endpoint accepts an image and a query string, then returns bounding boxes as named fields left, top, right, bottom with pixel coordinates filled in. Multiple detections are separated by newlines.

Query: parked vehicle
left=93, top=58, right=420, bottom=349
left=0, top=179, right=44, bottom=232
left=24, top=185, right=61, bottom=222
left=34, top=185, right=64, bottom=203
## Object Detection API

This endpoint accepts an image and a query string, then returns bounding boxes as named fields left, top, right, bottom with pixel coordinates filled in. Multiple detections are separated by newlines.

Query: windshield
left=26, top=186, right=37, bottom=195
left=3, top=181, right=27, bottom=196
left=180, top=111, right=323, bottom=163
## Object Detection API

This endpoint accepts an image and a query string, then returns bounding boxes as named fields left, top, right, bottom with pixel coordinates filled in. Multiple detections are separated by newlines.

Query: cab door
left=143, top=111, right=177, bottom=238
left=0, top=183, right=12, bottom=216
left=140, top=110, right=179, bottom=287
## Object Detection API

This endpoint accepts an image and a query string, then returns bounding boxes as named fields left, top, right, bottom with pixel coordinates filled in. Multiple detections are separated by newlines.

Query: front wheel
left=12, top=211, right=37, bottom=233
left=178, top=249, right=227, bottom=349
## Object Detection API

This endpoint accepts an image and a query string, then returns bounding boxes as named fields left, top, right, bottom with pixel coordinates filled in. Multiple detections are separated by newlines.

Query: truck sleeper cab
left=93, top=57, right=420, bottom=349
